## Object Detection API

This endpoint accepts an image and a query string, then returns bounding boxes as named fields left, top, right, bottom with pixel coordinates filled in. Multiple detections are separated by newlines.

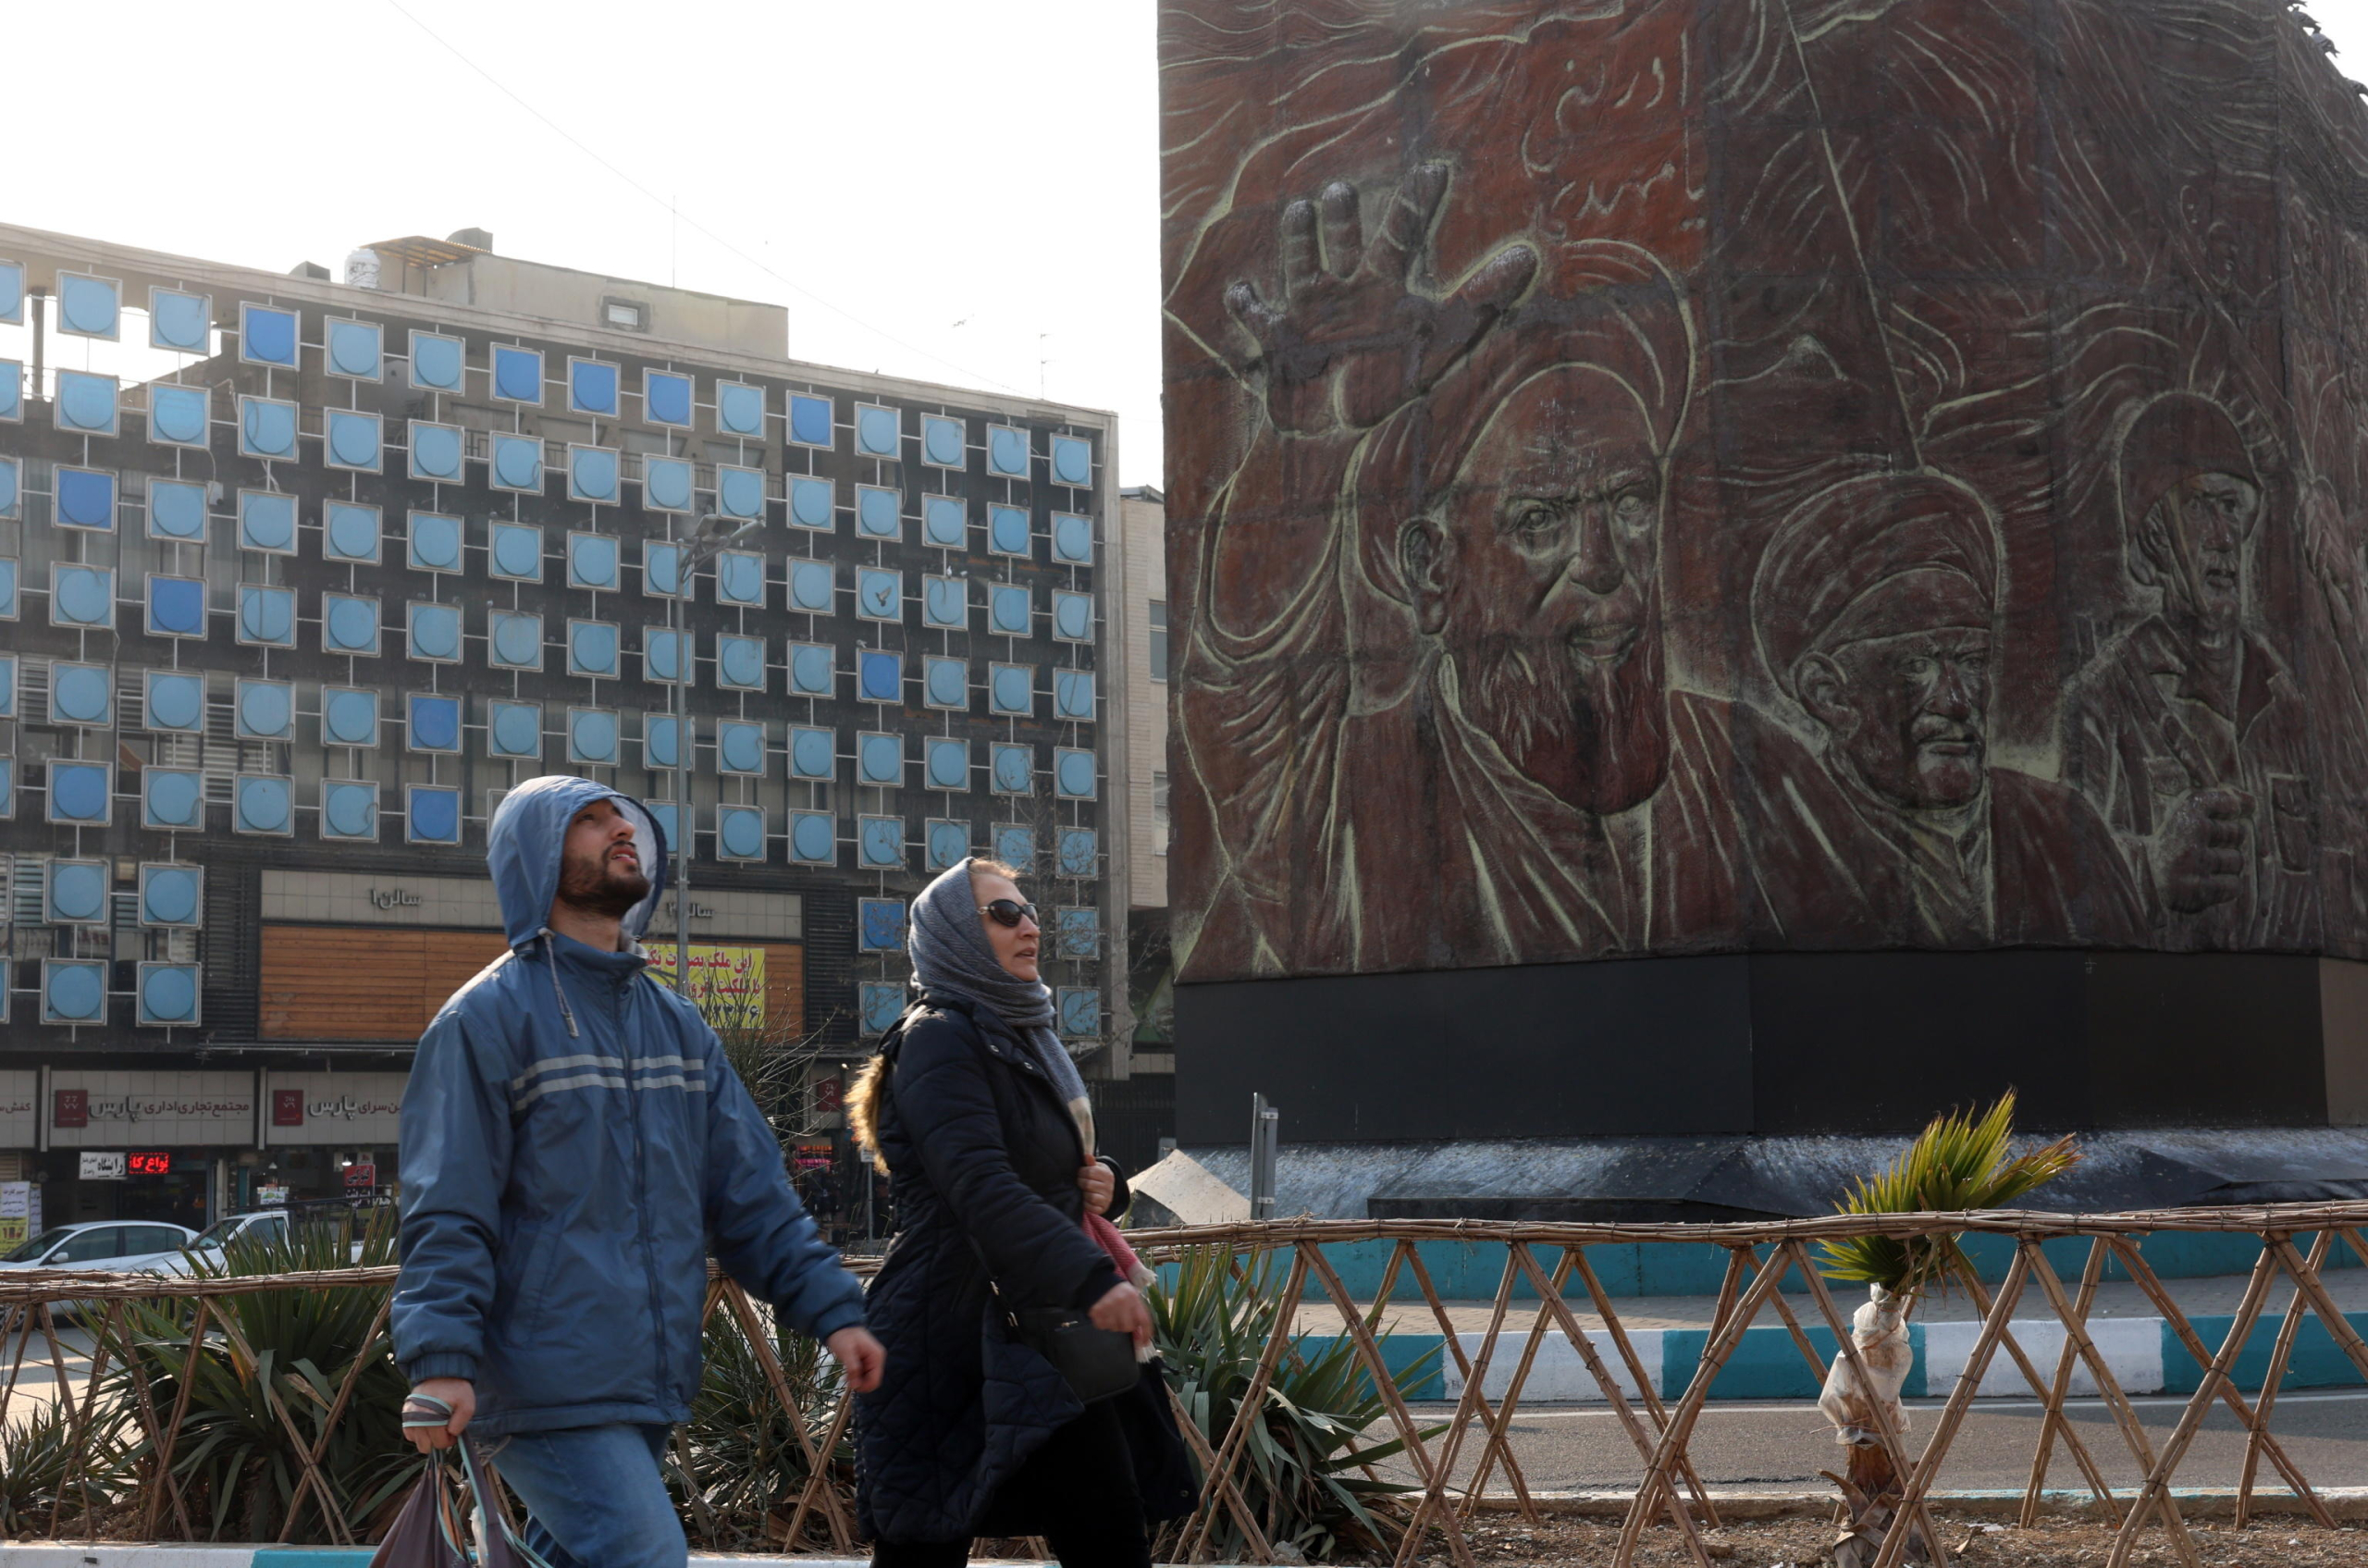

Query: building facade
left=0, top=224, right=1132, bottom=1240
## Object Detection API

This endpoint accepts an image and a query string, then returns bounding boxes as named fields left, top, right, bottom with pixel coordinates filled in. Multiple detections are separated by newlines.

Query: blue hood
left=487, top=775, right=669, bottom=949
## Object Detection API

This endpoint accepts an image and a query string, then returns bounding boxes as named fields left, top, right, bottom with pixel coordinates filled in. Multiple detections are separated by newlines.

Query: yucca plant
left=1152, top=1245, right=1442, bottom=1562
left=666, top=1303, right=850, bottom=1550
left=0, top=1388, right=133, bottom=1536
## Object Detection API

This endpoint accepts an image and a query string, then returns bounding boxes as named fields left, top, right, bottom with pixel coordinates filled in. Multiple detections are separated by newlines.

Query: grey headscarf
left=907, top=858, right=1094, bottom=1157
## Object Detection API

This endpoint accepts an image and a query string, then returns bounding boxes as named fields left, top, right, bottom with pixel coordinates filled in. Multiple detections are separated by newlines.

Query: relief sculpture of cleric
left=1163, top=0, right=2368, bottom=983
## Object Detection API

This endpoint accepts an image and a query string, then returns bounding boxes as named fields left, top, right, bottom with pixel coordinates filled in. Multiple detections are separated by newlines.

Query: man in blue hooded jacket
left=392, top=774, right=882, bottom=1568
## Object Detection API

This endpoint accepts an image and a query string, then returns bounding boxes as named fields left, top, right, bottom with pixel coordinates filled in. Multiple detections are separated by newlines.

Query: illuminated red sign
left=343, top=1163, right=377, bottom=1190
left=128, top=1152, right=172, bottom=1176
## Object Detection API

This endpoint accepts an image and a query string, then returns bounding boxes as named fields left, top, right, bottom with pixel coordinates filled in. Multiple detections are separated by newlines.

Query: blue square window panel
left=55, top=565, right=116, bottom=631
left=998, top=824, right=1039, bottom=873
left=488, top=699, right=542, bottom=760
left=44, top=859, right=108, bottom=926
left=1050, top=435, right=1093, bottom=487
left=568, top=619, right=621, bottom=678
left=569, top=358, right=620, bottom=415
left=922, top=656, right=968, bottom=710
left=789, top=810, right=837, bottom=865
left=233, top=773, right=294, bottom=836
left=488, top=610, right=543, bottom=670
left=142, top=768, right=204, bottom=831
left=491, top=344, right=544, bottom=404
left=41, top=960, right=109, bottom=1027
left=48, top=662, right=110, bottom=727
left=925, top=739, right=970, bottom=792
left=145, top=574, right=206, bottom=639
left=409, top=420, right=464, bottom=482
left=326, top=410, right=383, bottom=472
left=56, top=467, right=118, bottom=531
left=147, top=479, right=207, bottom=542
left=324, top=501, right=381, bottom=563
left=788, top=393, right=832, bottom=448
left=858, top=818, right=906, bottom=871
left=1054, top=748, right=1098, bottom=799
left=645, top=800, right=679, bottom=857
left=789, top=726, right=836, bottom=781
left=568, top=707, right=621, bottom=766
left=717, top=465, right=765, bottom=521
left=787, top=475, right=834, bottom=531
left=920, top=414, right=966, bottom=469
left=1057, top=989, right=1101, bottom=1039
left=0, top=259, right=19, bottom=324
left=149, top=288, right=211, bottom=352
left=568, top=532, right=622, bottom=590
left=234, top=678, right=294, bottom=740
left=238, top=395, right=298, bottom=459
left=1054, top=670, right=1096, bottom=722
left=48, top=761, right=112, bottom=826
left=857, top=649, right=902, bottom=703
left=326, top=317, right=382, bottom=380
left=1056, top=907, right=1100, bottom=960
left=645, top=369, right=693, bottom=426
left=630, top=460, right=688, bottom=520
left=717, top=719, right=766, bottom=776
left=490, top=522, right=542, bottom=581
left=320, top=780, right=379, bottom=843
left=144, top=671, right=205, bottom=734
left=988, top=505, right=1030, bottom=558
left=718, top=804, right=767, bottom=862
left=568, top=445, right=622, bottom=504
left=322, top=593, right=381, bottom=656
left=856, top=568, right=902, bottom=623
left=137, top=962, right=204, bottom=1028
left=788, top=643, right=833, bottom=697
left=857, top=733, right=904, bottom=786
left=857, top=486, right=902, bottom=540
left=1057, top=827, right=1098, bottom=878
left=989, top=663, right=1034, bottom=717
left=643, top=626, right=686, bottom=685
left=717, top=634, right=767, bottom=691
left=148, top=383, right=209, bottom=448
left=410, top=330, right=463, bottom=390
left=1052, top=590, right=1095, bottom=644
left=788, top=560, right=835, bottom=612
left=859, top=981, right=906, bottom=1035
left=926, top=820, right=971, bottom=871
left=986, top=424, right=1030, bottom=477
left=0, top=654, right=11, bottom=718
left=239, top=489, right=297, bottom=554
left=239, top=303, right=299, bottom=367
left=0, top=758, right=13, bottom=819
left=407, top=785, right=463, bottom=845
left=923, top=495, right=967, bottom=548
left=56, top=370, right=120, bottom=435
left=643, top=541, right=684, bottom=597
left=1052, top=512, right=1094, bottom=564
left=0, top=366, right=16, bottom=425
left=716, top=380, right=765, bottom=437
left=320, top=686, right=380, bottom=747
left=716, top=550, right=764, bottom=607
left=408, top=511, right=464, bottom=573
left=236, top=585, right=293, bottom=647
left=407, top=601, right=462, bottom=663
left=490, top=433, right=544, bottom=493
left=57, top=271, right=121, bottom=340
left=990, top=585, right=1032, bottom=636
left=642, top=712, right=680, bottom=770
left=0, top=456, right=15, bottom=520
left=408, top=693, right=463, bottom=753
left=140, top=864, right=205, bottom=929
left=990, top=744, right=1034, bottom=796
left=855, top=403, right=900, bottom=457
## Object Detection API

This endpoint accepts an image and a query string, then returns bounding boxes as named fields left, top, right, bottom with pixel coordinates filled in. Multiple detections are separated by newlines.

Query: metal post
left=672, top=550, right=689, bottom=991
left=1250, top=1093, right=1279, bottom=1221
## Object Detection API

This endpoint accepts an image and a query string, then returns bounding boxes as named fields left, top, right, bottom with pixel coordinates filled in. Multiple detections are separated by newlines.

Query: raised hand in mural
left=1225, top=162, right=1538, bottom=436
left=2157, top=786, right=2250, bottom=915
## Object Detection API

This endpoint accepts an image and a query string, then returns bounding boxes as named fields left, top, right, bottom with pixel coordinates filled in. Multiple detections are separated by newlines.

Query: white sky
left=11, top=1, right=2368, bottom=492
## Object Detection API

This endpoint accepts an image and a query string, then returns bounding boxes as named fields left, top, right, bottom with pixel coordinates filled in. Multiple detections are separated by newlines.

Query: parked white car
left=0, top=1220, right=200, bottom=1319
left=154, top=1207, right=372, bottom=1275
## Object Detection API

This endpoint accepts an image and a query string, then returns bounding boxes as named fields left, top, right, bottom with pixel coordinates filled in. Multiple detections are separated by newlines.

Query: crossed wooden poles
left=6, top=1202, right=2368, bottom=1566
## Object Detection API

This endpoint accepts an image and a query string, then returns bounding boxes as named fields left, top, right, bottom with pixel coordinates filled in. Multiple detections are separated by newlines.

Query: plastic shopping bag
left=366, top=1440, right=555, bottom=1568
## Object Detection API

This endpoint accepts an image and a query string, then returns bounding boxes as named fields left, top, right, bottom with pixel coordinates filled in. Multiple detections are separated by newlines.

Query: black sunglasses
left=978, top=899, right=1041, bottom=928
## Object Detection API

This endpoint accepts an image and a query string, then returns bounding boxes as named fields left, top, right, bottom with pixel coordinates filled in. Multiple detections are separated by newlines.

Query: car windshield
left=189, top=1219, right=244, bottom=1250
left=2, top=1228, right=75, bottom=1264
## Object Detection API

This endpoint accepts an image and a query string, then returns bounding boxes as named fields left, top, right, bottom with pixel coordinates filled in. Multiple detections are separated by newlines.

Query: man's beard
left=1457, top=621, right=1671, bottom=815
left=558, top=850, right=651, bottom=919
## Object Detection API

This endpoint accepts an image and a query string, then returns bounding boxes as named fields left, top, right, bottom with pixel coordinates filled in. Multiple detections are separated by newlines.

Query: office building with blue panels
left=0, top=225, right=1141, bottom=1231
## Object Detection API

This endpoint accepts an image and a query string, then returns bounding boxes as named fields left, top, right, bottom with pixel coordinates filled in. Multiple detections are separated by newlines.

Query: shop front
left=42, top=1069, right=256, bottom=1230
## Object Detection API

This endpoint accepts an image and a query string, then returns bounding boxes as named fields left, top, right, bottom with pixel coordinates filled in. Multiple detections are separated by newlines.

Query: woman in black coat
left=848, top=858, right=1194, bottom=1567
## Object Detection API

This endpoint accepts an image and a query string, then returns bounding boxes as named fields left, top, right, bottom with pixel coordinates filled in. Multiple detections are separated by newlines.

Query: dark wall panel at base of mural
left=1175, top=951, right=2358, bottom=1142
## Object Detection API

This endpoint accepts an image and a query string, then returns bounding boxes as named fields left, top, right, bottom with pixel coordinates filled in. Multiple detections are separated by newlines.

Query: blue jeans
left=487, top=1423, right=684, bottom=1568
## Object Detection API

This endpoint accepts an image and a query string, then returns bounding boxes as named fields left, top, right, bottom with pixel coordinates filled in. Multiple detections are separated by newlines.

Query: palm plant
left=666, top=1303, right=850, bottom=1551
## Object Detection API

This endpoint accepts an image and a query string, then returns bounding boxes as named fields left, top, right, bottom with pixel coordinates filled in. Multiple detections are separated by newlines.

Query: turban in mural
left=2117, top=390, right=2259, bottom=532
left=1752, top=472, right=2001, bottom=701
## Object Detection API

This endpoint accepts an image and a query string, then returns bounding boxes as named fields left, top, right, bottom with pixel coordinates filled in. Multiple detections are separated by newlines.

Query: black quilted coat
left=852, top=994, right=1129, bottom=1542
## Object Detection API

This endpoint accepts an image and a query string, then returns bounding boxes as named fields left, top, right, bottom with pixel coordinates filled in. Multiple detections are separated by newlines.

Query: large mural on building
left=1163, top=0, right=2368, bottom=981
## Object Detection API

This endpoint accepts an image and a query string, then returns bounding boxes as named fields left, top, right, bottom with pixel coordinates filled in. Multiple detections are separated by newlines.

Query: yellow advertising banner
left=644, top=945, right=767, bottom=1032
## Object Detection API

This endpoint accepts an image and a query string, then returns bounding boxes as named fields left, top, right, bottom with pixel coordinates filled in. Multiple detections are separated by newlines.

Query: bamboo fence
left=6, top=1202, right=2368, bottom=1568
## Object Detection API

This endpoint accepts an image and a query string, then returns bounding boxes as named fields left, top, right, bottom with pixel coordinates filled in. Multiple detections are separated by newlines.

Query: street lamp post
left=672, top=512, right=758, bottom=992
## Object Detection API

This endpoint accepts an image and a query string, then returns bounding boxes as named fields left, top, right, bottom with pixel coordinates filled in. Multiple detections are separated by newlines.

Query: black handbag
left=968, top=1230, right=1140, bottom=1404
